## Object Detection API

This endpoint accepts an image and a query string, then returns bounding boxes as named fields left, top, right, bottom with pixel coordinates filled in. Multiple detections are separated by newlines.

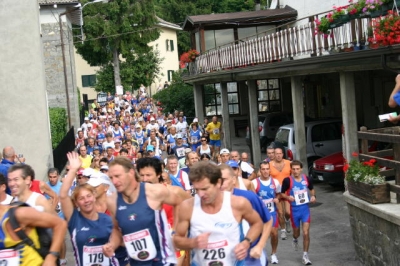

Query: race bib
left=202, top=240, right=228, bottom=264
left=55, top=202, right=62, bottom=214
left=262, top=198, right=275, bottom=213
left=213, top=128, right=219, bottom=135
left=0, top=249, right=19, bottom=266
left=137, top=138, right=143, bottom=145
left=176, top=148, right=185, bottom=157
left=191, top=137, right=198, bottom=143
left=124, top=229, right=157, bottom=261
left=83, top=245, right=109, bottom=266
left=294, top=189, right=309, bottom=205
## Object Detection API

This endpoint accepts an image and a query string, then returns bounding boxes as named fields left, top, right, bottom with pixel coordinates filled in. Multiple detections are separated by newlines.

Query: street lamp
left=59, top=0, right=108, bottom=128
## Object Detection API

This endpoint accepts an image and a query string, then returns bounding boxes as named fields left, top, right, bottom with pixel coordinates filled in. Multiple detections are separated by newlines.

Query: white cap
left=100, top=165, right=109, bottom=170
left=220, top=148, right=230, bottom=155
left=193, top=118, right=198, bottom=123
left=87, top=173, right=111, bottom=187
left=82, top=168, right=95, bottom=177
left=150, top=117, right=155, bottom=121
left=84, top=117, right=89, bottom=121
left=87, top=123, right=92, bottom=128
left=77, top=128, right=82, bottom=133
left=176, top=133, right=183, bottom=139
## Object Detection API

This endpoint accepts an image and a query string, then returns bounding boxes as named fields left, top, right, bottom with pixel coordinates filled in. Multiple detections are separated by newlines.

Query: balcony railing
left=188, top=17, right=374, bottom=76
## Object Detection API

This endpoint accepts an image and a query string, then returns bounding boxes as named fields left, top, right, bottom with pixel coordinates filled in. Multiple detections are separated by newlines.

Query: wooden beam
left=357, top=131, right=400, bottom=144
left=359, top=154, right=400, bottom=171
left=367, top=149, right=394, bottom=158
left=380, top=169, right=395, bottom=177
left=389, top=183, right=400, bottom=194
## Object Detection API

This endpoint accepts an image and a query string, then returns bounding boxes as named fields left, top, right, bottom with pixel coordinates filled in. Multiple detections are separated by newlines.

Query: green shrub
left=49, top=108, right=67, bottom=149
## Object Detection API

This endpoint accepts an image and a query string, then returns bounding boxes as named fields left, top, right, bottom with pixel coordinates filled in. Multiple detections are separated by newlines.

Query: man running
left=104, top=157, right=182, bottom=265
left=220, top=163, right=272, bottom=266
left=173, top=161, right=263, bottom=265
left=206, top=116, right=223, bottom=160
left=252, top=161, right=281, bottom=264
left=280, top=160, right=316, bottom=265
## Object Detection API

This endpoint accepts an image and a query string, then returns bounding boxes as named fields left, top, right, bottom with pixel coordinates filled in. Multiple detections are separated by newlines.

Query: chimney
left=255, top=0, right=260, bottom=11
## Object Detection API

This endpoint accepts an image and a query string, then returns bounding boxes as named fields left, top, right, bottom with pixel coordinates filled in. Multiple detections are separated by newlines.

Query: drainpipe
left=255, top=0, right=261, bottom=11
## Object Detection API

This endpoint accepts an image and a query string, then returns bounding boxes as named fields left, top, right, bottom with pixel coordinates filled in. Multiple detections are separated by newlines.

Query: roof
left=183, top=6, right=297, bottom=31
left=157, top=17, right=181, bottom=31
left=38, top=0, right=79, bottom=4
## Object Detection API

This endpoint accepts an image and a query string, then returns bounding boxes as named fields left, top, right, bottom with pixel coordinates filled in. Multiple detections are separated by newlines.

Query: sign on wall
left=97, top=92, right=107, bottom=106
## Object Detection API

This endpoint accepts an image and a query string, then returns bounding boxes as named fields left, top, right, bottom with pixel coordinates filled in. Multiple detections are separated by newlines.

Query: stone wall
left=344, top=192, right=400, bottom=265
left=41, top=21, right=80, bottom=130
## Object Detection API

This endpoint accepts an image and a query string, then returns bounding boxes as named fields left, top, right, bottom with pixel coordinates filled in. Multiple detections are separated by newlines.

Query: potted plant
left=370, top=10, right=400, bottom=46
left=344, top=152, right=390, bottom=204
left=179, top=49, right=200, bottom=69
left=315, top=16, right=332, bottom=35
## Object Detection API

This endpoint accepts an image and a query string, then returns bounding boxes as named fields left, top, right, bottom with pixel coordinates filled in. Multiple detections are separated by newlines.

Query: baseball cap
left=176, top=133, right=183, bottom=139
left=77, top=168, right=84, bottom=175
left=146, top=145, right=154, bottom=152
left=166, top=120, right=172, bottom=123
left=84, top=117, right=89, bottom=121
left=87, top=173, right=111, bottom=187
left=227, top=160, right=239, bottom=168
left=135, top=125, right=141, bottom=128
left=100, top=165, right=109, bottom=171
left=150, top=117, right=155, bottom=121
left=87, top=123, right=92, bottom=128
left=77, top=128, right=82, bottom=133
left=149, top=110, right=153, bottom=113
left=220, top=148, right=230, bottom=155
left=115, top=139, right=122, bottom=143
left=193, top=118, right=198, bottom=123
left=82, top=168, right=94, bottom=177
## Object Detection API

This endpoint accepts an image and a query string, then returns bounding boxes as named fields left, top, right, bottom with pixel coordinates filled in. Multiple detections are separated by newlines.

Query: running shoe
left=302, top=254, right=312, bottom=265
left=285, top=219, right=292, bottom=233
left=292, top=238, right=299, bottom=251
left=271, top=254, right=279, bottom=264
left=281, top=230, right=287, bottom=240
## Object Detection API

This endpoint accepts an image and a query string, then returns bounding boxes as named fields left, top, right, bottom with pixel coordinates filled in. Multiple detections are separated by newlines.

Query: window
left=167, top=70, right=174, bottom=82
left=204, top=82, right=239, bottom=116
left=204, top=29, right=234, bottom=51
left=81, top=75, right=96, bottom=87
left=166, top=40, right=174, bottom=51
left=257, top=79, right=281, bottom=113
left=166, top=39, right=169, bottom=51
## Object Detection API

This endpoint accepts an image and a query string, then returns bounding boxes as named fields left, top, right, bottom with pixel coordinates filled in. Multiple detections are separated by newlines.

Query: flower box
left=347, top=180, right=390, bottom=204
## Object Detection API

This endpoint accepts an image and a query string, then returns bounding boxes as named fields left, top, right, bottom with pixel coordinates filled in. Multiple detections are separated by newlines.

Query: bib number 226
left=202, top=248, right=226, bottom=260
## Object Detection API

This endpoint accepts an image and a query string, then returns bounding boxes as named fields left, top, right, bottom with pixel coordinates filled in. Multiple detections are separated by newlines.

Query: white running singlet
left=190, top=191, right=241, bottom=266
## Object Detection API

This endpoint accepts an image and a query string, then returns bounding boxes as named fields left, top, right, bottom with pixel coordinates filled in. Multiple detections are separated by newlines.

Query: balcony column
left=220, top=82, right=231, bottom=150
left=248, top=80, right=262, bottom=166
left=340, top=72, right=358, bottom=162
left=291, top=76, right=308, bottom=174
left=193, top=84, right=204, bottom=123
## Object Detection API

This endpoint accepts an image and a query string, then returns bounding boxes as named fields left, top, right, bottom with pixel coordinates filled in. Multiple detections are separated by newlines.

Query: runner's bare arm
left=173, top=198, right=198, bottom=249
left=15, top=207, right=67, bottom=265
left=250, top=217, right=272, bottom=259
left=40, top=180, right=59, bottom=209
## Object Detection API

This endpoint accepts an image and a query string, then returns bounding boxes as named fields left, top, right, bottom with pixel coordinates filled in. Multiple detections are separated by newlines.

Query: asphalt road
left=267, top=182, right=362, bottom=266
left=63, top=182, right=362, bottom=265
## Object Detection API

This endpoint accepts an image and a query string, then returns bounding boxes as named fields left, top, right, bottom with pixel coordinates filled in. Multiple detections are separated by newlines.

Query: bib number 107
left=202, top=248, right=226, bottom=260
left=131, top=239, right=147, bottom=251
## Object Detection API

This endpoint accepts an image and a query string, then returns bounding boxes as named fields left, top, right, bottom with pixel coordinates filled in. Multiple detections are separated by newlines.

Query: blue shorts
left=244, top=250, right=268, bottom=266
left=209, top=139, right=221, bottom=147
left=271, top=212, right=279, bottom=228
left=290, top=205, right=310, bottom=228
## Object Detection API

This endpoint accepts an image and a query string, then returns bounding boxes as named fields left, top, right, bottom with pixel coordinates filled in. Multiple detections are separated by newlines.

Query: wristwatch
left=243, top=237, right=252, bottom=244
left=48, top=251, right=60, bottom=258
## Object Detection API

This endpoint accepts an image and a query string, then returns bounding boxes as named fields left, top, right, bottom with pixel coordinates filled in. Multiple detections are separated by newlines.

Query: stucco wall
left=0, top=0, right=53, bottom=180
left=74, top=48, right=100, bottom=100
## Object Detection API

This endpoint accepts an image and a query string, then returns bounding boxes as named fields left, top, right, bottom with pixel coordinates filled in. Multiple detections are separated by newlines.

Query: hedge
left=49, top=108, right=67, bottom=149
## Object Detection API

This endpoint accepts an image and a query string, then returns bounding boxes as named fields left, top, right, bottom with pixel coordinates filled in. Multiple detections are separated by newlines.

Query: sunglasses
left=201, top=139, right=207, bottom=142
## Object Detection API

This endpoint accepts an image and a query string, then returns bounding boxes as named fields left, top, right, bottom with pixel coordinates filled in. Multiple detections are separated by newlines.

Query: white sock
left=303, top=252, right=308, bottom=256
left=281, top=229, right=286, bottom=232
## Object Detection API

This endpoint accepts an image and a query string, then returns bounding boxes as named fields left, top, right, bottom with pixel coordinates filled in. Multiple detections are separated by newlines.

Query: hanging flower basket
left=369, top=10, right=400, bottom=46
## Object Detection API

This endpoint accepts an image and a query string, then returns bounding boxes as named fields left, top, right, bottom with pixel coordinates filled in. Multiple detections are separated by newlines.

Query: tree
left=153, top=71, right=216, bottom=117
left=76, top=0, right=160, bottom=90
left=94, top=48, right=163, bottom=93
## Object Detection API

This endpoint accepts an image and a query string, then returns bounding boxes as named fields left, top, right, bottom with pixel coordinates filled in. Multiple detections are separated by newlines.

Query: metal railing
left=188, top=16, right=374, bottom=76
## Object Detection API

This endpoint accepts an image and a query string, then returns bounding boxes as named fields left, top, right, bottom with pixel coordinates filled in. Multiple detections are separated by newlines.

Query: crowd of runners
left=0, top=92, right=316, bottom=266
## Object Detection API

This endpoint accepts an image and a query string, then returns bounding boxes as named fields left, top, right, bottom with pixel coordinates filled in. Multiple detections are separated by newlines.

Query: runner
left=166, top=155, right=191, bottom=191
left=280, top=160, right=316, bottom=265
left=205, top=116, right=223, bottom=160
left=252, top=161, right=281, bottom=264
left=104, top=156, right=182, bottom=265
left=220, top=163, right=272, bottom=266
left=226, top=160, right=255, bottom=191
left=60, top=152, right=119, bottom=266
left=173, top=161, right=263, bottom=266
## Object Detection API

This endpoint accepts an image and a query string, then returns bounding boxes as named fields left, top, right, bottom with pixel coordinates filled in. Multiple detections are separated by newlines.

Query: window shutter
left=82, top=75, right=89, bottom=87
left=166, top=39, right=169, bottom=51
left=170, top=40, right=174, bottom=51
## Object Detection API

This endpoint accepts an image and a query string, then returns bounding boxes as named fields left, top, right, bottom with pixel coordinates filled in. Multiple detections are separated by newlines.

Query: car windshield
left=275, top=128, right=290, bottom=146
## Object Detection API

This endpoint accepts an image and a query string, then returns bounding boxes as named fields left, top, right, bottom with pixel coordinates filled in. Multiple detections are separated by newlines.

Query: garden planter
left=329, top=14, right=350, bottom=29
left=347, top=180, right=390, bottom=204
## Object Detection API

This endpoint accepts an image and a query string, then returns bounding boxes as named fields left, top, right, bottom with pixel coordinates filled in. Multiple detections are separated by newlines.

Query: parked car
left=273, top=119, right=343, bottom=178
left=313, top=141, right=393, bottom=186
left=246, top=112, right=294, bottom=152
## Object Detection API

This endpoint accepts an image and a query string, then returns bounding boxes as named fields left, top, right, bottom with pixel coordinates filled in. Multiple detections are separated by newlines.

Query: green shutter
left=170, top=40, right=174, bottom=51
left=82, top=75, right=89, bottom=87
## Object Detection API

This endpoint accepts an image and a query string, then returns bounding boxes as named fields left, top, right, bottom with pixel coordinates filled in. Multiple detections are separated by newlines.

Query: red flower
left=343, top=164, right=349, bottom=172
left=352, top=152, right=358, bottom=157
left=369, top=159, right=376, bottom=164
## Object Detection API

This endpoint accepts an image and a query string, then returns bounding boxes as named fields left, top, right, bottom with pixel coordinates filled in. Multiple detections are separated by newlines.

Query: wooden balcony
left=187, top=16, right=390, bottom=77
